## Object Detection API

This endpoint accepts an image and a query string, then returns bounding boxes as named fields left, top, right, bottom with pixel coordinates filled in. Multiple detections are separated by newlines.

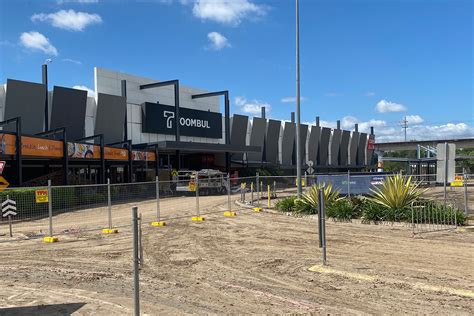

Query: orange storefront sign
left=0, top=133, right=63, bottom=158
left=105, top=147, right=129, bottom=161
left=0, top=133, right=154, bottom=161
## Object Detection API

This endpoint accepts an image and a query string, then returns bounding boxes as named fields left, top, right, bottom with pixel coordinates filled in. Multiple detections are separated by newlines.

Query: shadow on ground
left=0, top=303, right=86, bottom=316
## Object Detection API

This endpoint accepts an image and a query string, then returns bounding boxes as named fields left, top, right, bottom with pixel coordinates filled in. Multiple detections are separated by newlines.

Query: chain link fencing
left=0, top=171, right=471, bottom=242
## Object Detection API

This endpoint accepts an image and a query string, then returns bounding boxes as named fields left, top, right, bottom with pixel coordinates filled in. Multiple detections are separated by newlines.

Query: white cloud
left=234, top=96, right=271, bottom=115
left=376, top=123, right=474, bottom=142
left=303, top=115, right=473, bottom=142
left=57, top=0, right=99, bottom=4
left=207, top=32, right=230, bottom=50
left=405, top=115, right=424, bottom=124
left=73, top=85, right=95, bottom=97
left=192, top=0, right=266, bottom=25
left=31, top=10, right=102, bottom=31
left=375, top=99, right=407, bottom=113
left=19, top=31, right=58, bottom=56
left=365, top=92, right=375, bottom=97
left=61, top=58, right=82, bottom=65
left=280, top=96, right=308, bottom=103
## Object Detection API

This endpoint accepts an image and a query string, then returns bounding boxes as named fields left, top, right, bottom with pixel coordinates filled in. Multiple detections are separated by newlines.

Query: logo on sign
left=164, top=111, right=175, bottom=129
left=35, top=189, right=49, bottom=203
left=370, top=176, right=384, bottom=185
left=163, top=111, right=211, bottom=130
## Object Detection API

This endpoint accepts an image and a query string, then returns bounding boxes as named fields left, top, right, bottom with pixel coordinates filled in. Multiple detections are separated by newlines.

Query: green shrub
left=294, top=198, right=316, bottom=214
left=300, top=183, right=340, bottom=214
left=369, top=174, right=426, bottom=210
left=361, top=199, right=386, bottom=224
left=275, top=196, right=297, bottom=212
left=326, top=199, right=359, bottom=221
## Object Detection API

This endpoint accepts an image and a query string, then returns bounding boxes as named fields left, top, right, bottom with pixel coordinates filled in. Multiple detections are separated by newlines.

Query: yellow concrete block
left=102, top=228, right=119, bottom=234
left=43, top=236, right=59, bottom=243
left=151, top=221, right=167, bottom=227
left=191, top=216, right=205, bottom=221
left=224, top=211, right=237, bottom=217
left=253, top=207, right=262, bottom=212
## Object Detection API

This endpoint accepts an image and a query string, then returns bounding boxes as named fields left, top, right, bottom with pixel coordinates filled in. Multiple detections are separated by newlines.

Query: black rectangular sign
left=141, top=102, right=222, bottom=139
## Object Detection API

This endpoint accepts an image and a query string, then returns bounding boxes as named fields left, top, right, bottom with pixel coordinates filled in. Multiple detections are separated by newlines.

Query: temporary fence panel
left=51, top=183, right=109, bottom=235
left=411, top=200, right=458, bottom=235
left=0, top=185, right=50, bottom=239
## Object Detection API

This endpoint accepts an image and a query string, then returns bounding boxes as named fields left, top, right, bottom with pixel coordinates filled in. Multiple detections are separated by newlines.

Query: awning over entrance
left=138, top=141, right=261, bottom=154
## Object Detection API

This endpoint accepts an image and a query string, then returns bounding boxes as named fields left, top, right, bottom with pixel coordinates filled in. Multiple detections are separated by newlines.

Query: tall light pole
left=295, top=0, right=302, bottom=198
left=42, top=58, right=52, bottom=131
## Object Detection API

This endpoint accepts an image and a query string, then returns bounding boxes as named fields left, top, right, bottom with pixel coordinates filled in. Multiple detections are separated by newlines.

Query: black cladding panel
left=247, top=117, right=266, bottom=162
left=281, top=122, right=295, bottom=166
left=349, top=131, right=360, bottom=166
left=330, top=129, right=342, bottom=166
left=308, top=126, right=321, bottom=164
left=265, top=119, right=281, bottom=164
left=51, top=86, right=88, bottom=140
left=339, top=130, right=351, bottom=166
left=4, top=79, right=46, bottom=134
left=358, top=133, right=368, bottom=165
left=319, top=127, right=331, bottom=166
left=95, top=93, right=126, bottom=144
left=230, top=114, right=249, bottom=161
left=294, top=124, right=308, bottom=165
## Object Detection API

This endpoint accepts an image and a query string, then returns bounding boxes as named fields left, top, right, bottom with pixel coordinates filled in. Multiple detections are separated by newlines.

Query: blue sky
left=0, top=0, right=472, bottom=142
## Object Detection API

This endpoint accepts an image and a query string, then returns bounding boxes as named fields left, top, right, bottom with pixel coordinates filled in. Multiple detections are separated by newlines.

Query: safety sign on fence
left=189, top=182, right=196, bottom=192
left=450, top=175, right=464, bottom=187
left=2, top=197, right=17, bottom=237
left=35, top=189, right=49, bottom=203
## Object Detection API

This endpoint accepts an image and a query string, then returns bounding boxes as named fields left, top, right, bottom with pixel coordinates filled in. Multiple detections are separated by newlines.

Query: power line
left=400, top=116, right=408, bottom=142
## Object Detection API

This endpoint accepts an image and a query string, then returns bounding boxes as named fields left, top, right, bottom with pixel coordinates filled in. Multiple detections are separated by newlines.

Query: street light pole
left=295, top=0, right=302, bottom=198
left=42, top=59, right=52, bottom=132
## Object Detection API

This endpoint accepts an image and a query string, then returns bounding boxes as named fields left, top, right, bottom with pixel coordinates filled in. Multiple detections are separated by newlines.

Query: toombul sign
left=141, top=102, right=222, bottom=138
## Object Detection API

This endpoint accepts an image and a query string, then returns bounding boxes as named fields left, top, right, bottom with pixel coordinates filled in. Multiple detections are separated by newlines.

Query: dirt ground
left=0, top=194, right=473, bottom=315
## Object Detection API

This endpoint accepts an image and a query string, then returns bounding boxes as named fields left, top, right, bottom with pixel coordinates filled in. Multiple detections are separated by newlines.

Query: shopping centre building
left=0, top=67, right=376, bottom=186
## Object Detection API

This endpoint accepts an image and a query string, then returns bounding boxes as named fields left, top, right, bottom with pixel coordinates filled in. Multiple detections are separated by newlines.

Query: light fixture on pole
left=295, top=0, right=302, bottom=198
left=42, top=58, right=52, bottom=131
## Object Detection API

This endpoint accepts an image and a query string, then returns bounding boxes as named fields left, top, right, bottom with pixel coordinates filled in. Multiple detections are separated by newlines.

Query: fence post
left=107, top=178, right=112, bottom=229
left=192, top=172, right=204, bottom=221
left=251, top=182, right=254, bottom=205
left=102, top=178, right=118, bottom=234
left=132, top=206, right=140, bottom=316
left=463, top=169, right=468, bottom=215
left=444, top=142, right=448, bottom=209
left=319, top=188, right=327, bottom=266
left=256, top=172, right=260, bottom=206
left=139, top=213, right=143, bottom=269
left=42, top=180, right=58, bottom=242
left=227, top=173, right=231, bottom=212
left=151, top=176, right=166, bottom=226
left=304, top=172, right=308, bottom=190
left=347, top=170, right=351, bottom=197
left=267, top=185, right=271, bottom=208
left=318, top=189, right=322, bottom=248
